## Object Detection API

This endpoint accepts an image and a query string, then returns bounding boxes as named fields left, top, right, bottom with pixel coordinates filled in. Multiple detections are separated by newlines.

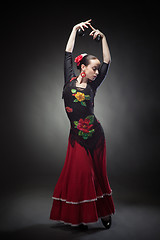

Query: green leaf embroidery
left=81, top=101, right=86, bottom=107
left=74, top=121, right=78, bottom=127
left=86, top=115, right=94, bottom=124
left=74, top=99, right=79, bottom=102
left=71, top=89, right=76, bottom=93
left=89, top=129, right=95, bottom=133
left=78, top=131, right=83, bottom=136
left=85, top=95, right=91, bottom=100
left=82, top=133, right=89, bottom=139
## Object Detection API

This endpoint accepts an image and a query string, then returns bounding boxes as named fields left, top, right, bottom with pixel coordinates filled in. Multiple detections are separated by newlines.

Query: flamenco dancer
left=50, top=19, right=115, bottom=230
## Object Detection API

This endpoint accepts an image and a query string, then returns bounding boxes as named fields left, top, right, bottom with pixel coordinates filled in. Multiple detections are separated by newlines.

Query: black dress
left=50, top=51, right=115, bottom=226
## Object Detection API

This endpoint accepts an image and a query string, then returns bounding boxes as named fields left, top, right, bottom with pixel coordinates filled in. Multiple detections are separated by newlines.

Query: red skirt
left=50, top=132, right=115, bottom=226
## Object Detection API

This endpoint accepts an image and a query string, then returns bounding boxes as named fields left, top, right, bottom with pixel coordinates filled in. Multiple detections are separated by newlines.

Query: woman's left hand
left=89, top=24, right=104, bottom=39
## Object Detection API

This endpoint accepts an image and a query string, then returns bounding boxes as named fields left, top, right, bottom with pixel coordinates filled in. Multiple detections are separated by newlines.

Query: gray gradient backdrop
left=1, top=3, right=160, bottom=238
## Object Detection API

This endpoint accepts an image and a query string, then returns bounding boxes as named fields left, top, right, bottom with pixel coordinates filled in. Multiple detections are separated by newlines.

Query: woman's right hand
left=65, top=19, right=92, bottom=53
left=74, top=19, right=92, bottom=31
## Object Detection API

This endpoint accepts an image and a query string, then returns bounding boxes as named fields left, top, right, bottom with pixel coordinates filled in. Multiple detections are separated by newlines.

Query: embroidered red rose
left=73, top=115, right=95, bottom=139
left=65, top=107, right=73, bottom=113
left=77, top=118, right=93, bottom=133
left=74, top=55, right=83, bottom=66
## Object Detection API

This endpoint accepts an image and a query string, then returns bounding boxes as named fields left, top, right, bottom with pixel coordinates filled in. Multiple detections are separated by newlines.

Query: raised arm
left=65, top=19, right=92, bottom=53
left=89, top=25, right=111, bottom=64
left=64, top=20, right=93, bottom=84
left=89, top=25, right=111, bottom=90
left=101, top=36, right=111, bottom=64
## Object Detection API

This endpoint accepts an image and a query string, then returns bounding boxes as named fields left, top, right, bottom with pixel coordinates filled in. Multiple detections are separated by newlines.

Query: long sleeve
left=90, top=62, right=110, bottom=92
left=64, top=51, right=76, bottom=84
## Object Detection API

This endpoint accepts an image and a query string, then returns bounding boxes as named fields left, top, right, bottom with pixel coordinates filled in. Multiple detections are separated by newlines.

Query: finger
left=89, top=24, right=96, bottom=31
left=82, top=23, right=88, bottom=28
left=85, top=19, right=92, bottom=27
left=86, top=19, right=92, bottom=23
left=80, top=25, right=84, bottom=31
left=85, top=22, right=92, bottom=28
left=88, top=23, right=92, bottom=29
left=89, top=30, right=95, bottom=36
left=93, top=32, right=99, bottom=39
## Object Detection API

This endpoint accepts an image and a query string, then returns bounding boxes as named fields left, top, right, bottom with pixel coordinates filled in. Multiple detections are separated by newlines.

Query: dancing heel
left=101, top=216, right=112, bottom=229
left=76, top=224, right=88, bottom=231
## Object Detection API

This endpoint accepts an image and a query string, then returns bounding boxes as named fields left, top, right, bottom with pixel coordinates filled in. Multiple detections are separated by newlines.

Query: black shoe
left=74, top=223, right=88, bottom=230
left=78, top=224, right=88, bottom=230
left=101, top=216, right=112, bottom=229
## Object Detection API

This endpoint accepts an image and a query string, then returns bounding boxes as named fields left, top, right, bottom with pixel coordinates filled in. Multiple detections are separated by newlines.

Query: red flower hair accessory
left=74, top=53, right=87, bottom=66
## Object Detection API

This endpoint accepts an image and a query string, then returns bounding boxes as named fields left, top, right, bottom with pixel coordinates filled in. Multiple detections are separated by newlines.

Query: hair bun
left=81, top=53, right=87, bottom=57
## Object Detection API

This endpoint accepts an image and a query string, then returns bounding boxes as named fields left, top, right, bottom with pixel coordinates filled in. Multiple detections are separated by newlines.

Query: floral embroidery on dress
left=74, top=115, right=95, bottom=139
left=65, top=106, right=73, bottom=113
left=75, top=92, right=85, bottom=102
left=71, top=89, right=90, bottom=107
left=70, top=77, right=77, bottom=82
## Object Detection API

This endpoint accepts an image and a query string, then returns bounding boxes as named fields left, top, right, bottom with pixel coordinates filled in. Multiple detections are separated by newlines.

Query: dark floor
left=0, top=179, right=160, bottom=240
left=1, top=207, right=160, bottom=240
left=0, top=182, right=160, bottom=240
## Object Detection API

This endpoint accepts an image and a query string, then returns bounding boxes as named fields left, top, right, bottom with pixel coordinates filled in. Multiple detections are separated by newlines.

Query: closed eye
left=92, top=67, right=98, bottom=71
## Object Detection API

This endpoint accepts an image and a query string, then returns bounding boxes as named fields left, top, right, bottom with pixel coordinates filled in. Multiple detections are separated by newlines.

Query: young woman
left=50, top=19, right=115, bottom=230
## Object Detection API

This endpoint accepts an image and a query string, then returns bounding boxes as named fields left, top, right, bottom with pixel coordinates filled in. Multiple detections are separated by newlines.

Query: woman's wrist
left=97, top=30, right=105, bottom=39
left=73, top=25, right=79, bottom=31
left=101, top=34, right=105, bottom=40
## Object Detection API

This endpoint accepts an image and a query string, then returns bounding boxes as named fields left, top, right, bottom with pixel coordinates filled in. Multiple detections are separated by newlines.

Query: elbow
left=104, top=57, right=111, bottom=64
left=65, top=47, right=72, bottom=53
left=108, top=57, right=111, bottom=64
left=104, top=53, right=111, bottom=64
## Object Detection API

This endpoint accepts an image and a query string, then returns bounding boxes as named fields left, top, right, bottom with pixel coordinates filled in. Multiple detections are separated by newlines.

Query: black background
left=1, top=2, right=160, bottom=236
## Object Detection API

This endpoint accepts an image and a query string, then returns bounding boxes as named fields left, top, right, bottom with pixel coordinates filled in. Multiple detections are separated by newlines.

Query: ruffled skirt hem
left=50, top=194, right=115, bottom=226
left=50, top=212, right=115, bottom=227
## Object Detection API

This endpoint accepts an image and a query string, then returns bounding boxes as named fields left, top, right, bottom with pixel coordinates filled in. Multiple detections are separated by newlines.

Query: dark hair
left=77, top=54, right=98, bottom=70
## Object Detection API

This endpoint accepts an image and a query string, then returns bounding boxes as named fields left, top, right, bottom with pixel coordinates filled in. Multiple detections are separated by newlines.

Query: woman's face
left=82, top=59, right=101, bottom=81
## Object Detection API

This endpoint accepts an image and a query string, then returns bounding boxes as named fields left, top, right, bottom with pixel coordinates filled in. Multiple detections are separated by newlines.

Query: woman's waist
left=66, top=109, right=94, bottom=121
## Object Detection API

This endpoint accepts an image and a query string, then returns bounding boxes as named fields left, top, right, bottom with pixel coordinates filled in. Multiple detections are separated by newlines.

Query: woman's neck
left=77, top=75, right=88, bottom=84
